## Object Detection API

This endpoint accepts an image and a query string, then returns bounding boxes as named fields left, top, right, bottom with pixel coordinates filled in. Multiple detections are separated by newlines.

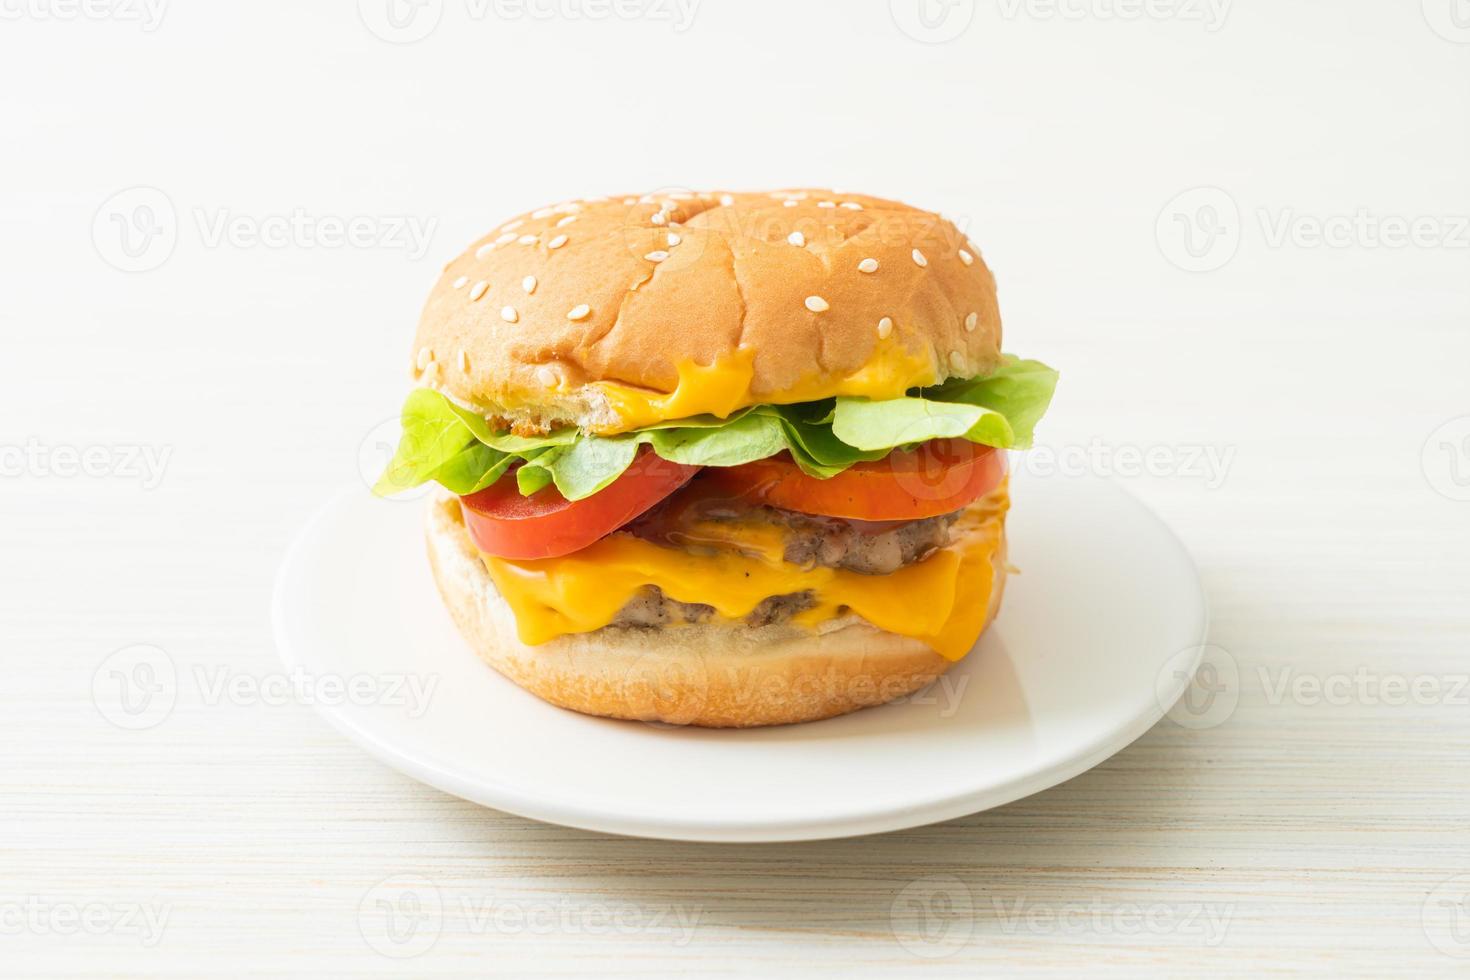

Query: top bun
left=409, top=189, right=1002, bottom=434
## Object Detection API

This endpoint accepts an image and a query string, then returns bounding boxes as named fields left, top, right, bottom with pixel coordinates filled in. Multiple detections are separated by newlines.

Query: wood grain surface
left=3, top=1, right=1468, bottom=974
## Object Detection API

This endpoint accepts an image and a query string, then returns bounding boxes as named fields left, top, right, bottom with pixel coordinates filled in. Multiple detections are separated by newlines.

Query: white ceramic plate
left=273, top=471, right=1207, bottom=842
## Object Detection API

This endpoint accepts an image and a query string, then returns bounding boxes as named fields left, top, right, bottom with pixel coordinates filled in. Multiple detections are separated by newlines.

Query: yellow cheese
left=479, top=490, right=1007, bottom=661
left=589, top=340, right=939, bottom=434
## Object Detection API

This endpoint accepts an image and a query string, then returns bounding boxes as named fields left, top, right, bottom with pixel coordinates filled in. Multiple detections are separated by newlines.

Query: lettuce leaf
left=516, top=456, right=556, bottom=495
left=644, top=412, right=788, bottom=468
left=771, top=404, right=889, bottom=478
left=429, top=442, right=513, bottom=495
left=372, top=388, right=479, bottom=495
left=831, top=397, right=1014, bottom=452
left=920, top=356, right=1059, bottom=449
left=539, top=434, right=641, bottom=500
left=515, top=415, right=790, bottom=499
left=374, top=354, right=1057, bottom=501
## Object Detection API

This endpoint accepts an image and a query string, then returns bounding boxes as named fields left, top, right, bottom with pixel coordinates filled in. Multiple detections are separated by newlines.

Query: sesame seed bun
left=424, top=489, right=1009, bottom=728
left=410, top=190, right=1002, bottom=435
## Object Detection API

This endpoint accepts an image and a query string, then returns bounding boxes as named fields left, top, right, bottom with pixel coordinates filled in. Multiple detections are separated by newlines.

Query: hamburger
left=375, top=189, right=1057, bottom=727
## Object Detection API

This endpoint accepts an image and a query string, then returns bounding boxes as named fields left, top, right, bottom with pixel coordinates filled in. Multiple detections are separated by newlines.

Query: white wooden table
left=3, top=2, right=1468, bottom=974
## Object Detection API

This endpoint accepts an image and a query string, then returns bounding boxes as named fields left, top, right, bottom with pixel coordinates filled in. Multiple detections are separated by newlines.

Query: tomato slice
left=704, top=439, right=1004, bottom=521
left=460, top=450, right=700, bottom=559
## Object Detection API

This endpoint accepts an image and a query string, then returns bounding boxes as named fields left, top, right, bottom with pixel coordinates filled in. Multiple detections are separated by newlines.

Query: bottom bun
left=424, top=490, right=1008, bottom=728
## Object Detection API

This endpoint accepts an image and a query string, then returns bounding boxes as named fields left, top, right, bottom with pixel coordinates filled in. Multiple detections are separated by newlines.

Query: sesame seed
left=719, top=194, right=735, bottom=207
left=858, top=258, right=879, bottom=274
left=840, top=202, right=863, bottom=210
left=667, top=232, right=681, bottom=246
left=959, top=249, right=974, bottom=266
left=531, top=207, right=554, bottom=219
left=518, top=234, right=537, bottom=246
left=650, top=211, right=667, bottom=225
left=912, top=249, right=928, bottom=268
left=567, top=304, right=591, bottom=321
left=783, top=200, right=798, bottom=207
left=500, top=220, right=524, bottom=233
left=622, top=197, right=636, bottom=205
left=522, top=276, right=537, bottom=294
left=965, top=312, right=978, bottom=332
left=817, top=201, right=835, bottom=209
left=547, top=234, right=568, bottom=250
left=949, top=351, right=965, bottom=371
left=416, top=347, right=433, bottom=370
left=501, top=306, right=518, bottom=323
left=452, top=275, right=469, bottom=289
left=495, top=232, right=517, bottom=246
left=877, top=317, right=894, bottom=339
left=469, top=281, right=489, bottom=301
left=787, top=231, right=805, bottom=247
left=536, top=366, right=557, bottom=388
left=458, top=349, right=470, bottom=372
left=644, top=250, right=670, bottom=262
left=805, top=295, right=829, bottom=313
left=556, top=215, right=577, bottom=227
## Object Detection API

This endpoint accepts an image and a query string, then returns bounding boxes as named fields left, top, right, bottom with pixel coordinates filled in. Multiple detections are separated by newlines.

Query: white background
left=3, top=0, right=1469, bottom=974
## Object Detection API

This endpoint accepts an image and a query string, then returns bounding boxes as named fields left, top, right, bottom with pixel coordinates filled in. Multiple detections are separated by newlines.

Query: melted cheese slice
left=589, top=341, right=939, bottom=434
left=479, top=489, right=1007, bottom=661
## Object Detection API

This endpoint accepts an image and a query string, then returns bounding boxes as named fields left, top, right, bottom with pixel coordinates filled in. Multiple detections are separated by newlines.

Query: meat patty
left=610, top=499, right=960, bottom=630
left=612, top=587, right=714, bottom=628
left=769, top=509, right=957, bottom=575
left=609, top=586, right=817, bottom=631
left=628, top=501, right=958, bottom=576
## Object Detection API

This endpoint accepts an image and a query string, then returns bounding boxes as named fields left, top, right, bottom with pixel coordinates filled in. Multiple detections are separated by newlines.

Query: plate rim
left=273, top=479, right=1208, bottom=843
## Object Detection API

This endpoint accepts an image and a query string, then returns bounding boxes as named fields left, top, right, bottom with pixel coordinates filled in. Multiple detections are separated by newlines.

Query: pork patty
left=610, top=586, right=817, bottom=630
left=769, top=509, right=957, bottom=575
left=610, top=504, right=959, bottom=630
